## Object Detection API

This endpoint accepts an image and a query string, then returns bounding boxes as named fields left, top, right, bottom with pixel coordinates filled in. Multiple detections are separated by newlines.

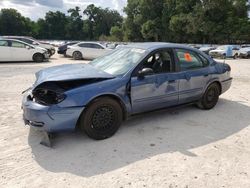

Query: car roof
left=0, top=38, right=34, bottom=47
left=78, top=41, right=103, bottom=45
left=3, top=36, right=36, bottom=41
left=125, top=42, right=202, bottom=52
left=76, top=41, right=106, bottom=48
left=3, top=36, right=33, bottom=39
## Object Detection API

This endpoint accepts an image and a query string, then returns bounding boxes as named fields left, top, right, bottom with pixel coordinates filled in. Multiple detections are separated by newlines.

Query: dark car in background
left=57, top=41, right=79, bottom=56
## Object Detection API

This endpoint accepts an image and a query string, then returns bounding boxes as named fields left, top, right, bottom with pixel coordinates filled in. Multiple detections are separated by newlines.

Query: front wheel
left=197, top=83, right=220, bottom=110
left=73, top=51, right=83, bottom=60
left=80, top=97, right=123, bottom=140
left=33, top=53, right=44, bottom=63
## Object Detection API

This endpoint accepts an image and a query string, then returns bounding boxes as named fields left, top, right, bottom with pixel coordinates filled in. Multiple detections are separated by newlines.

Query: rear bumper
left=221, top=77, right=233, bottom=94
left=22, top=91, right=84, bottom=133
left=66, top=50, right=73, bottom=57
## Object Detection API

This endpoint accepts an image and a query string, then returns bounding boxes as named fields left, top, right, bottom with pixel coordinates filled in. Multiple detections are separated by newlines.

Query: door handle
left=168, top=80, right=176, bottom=83
left=204, top=74, right=209, bottom=77
left=185, top=73, right=191, bottom=81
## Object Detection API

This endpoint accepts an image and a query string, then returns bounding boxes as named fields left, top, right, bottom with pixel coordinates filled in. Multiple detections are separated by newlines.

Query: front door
left=10, top=41, right=32, bottom=61
left=130, top=49, right=179, bottom=114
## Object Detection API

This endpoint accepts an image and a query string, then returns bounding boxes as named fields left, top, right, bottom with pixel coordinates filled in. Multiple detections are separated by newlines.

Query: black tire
left=80, top=97, right=123, bottom=140
left=197, top=83, right=220, bottom=110
left=33, top=53, right=44, bottom=63
left=73, top=51, right=83, bottom=60
left=48, top=50, right=52, bottom=57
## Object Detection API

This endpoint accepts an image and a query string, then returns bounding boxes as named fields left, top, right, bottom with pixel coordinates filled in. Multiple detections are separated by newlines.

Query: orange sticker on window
left=184, top=53, right=192, bottom=62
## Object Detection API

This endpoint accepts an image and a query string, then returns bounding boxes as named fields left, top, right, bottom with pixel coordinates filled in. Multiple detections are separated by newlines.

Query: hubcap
left=75, top=52, right=81, bottom=59
left=91, top=106, right=115, bottom=130
left=206, top=88, right=216, bottom=103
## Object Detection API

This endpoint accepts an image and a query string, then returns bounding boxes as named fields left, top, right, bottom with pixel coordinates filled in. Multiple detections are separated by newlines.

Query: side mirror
left=26, top=46, right=31, bottom=50
left=138, top=68, right=154, bottom=78
left=32, top=41, right=38, bottom=45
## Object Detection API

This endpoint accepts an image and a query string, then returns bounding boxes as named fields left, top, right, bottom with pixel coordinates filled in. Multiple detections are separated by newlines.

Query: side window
left=78, top=43, right=88, bottom=48
left=0, top=40, right=8, bottom=47
left=21, top=38, right=33, bottom=44
left=92, top=44, right=104, bottom=49
left=198, top=54, right=210, bottom=67
left=141, top=49, right=173, bottom=74
left=176, top=49, right=205, bottom=71
left=11, top=41, right=26, bottom=48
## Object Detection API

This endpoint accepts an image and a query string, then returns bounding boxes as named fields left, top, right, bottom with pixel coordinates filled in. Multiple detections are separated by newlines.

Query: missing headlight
left=32, top=82, right=66, bottom=105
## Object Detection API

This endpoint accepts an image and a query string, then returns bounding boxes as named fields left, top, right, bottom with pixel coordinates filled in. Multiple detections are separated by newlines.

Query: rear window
left=176, top=49, right=209, bottom=71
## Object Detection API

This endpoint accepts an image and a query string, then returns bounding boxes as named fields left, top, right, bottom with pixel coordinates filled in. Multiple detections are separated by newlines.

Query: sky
left=0, top=0, right=127, bottom=20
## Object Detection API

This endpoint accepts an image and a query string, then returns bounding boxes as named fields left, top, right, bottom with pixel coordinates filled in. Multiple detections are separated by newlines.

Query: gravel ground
left=0, top=53, right=250, bottom=188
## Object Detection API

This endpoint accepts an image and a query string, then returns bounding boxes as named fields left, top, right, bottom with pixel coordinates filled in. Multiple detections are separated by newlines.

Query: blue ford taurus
left=22, top=43, right=232, bottom=140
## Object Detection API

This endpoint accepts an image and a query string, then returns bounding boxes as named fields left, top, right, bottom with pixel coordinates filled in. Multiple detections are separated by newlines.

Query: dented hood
left=34, top=63, right=114, bottom=87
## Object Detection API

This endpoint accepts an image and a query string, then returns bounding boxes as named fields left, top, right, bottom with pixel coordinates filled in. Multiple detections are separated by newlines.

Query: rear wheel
left=80, top=97, right=123, bottom=140
left=233, top=53, right=238, bottom=59
left=73, top=51, right=83, bottom=60
left=33, top=53, right=44, bottom=63
left=197, top=83, right=220, bottom=110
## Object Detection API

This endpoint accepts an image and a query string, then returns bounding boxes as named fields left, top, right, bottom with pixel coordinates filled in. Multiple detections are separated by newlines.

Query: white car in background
left=3, top=36, right=56, bottom=57
left=66, top=42, right=112, bottom=60
left=0, top=39, right=49, bottom=62
left=209, top=45, right=240, bottom=59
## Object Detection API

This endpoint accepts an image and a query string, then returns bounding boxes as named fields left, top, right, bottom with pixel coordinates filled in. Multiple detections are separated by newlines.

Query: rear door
left=174, top=48, right=211, bottom=104
left=130, top=49, right=179, bottom=113
left=0, top=40, right=11, bottom=61
left=78, top=43, right=93, bottom=59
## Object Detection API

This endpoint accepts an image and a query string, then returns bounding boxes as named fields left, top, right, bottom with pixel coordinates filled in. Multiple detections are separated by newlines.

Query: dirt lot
left=0, top=53, right=250, bottom=188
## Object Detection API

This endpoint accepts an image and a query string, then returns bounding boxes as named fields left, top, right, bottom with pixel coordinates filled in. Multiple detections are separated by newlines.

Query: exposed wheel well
left=76, top=95, right=127, bottom=130
left=210, top=81, right=222, bottom=94
left=32, top=53, right=44, bottom=60
left=73, top=51, right=82, bottom=55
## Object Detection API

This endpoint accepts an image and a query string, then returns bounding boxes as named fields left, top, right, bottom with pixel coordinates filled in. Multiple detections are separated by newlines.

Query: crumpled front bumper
left=22, top=91, right=84, bottom=133
left=43, top=52, right=50, bottom=59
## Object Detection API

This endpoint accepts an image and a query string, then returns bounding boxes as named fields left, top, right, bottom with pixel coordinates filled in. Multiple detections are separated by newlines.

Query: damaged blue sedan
left=22, top=43, right=232, bottom=141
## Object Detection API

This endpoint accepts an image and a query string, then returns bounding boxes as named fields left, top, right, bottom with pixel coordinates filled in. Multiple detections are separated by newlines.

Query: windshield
left=240, top=47, right=250, bottom=51
left=89, top=47, right=146, bottom=76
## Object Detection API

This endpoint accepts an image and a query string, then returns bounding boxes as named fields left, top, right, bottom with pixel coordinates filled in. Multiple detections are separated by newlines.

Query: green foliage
left=124, top=0, right=250, bottom=43
left=0, top=1, right=249, bottom=43
left=110, top=26, right=123, bottom=41
left=0, top=9, right=33, bottom=36
left=0, top=5, right=123, bottom=41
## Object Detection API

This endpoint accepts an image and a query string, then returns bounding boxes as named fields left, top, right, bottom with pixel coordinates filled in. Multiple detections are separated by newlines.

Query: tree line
left=0, top=0, right=249, bottom=44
